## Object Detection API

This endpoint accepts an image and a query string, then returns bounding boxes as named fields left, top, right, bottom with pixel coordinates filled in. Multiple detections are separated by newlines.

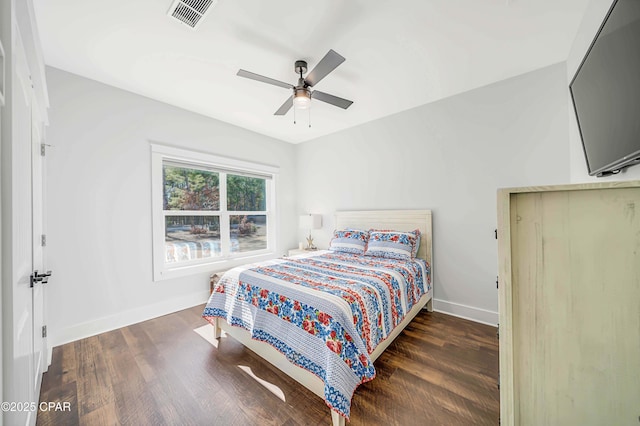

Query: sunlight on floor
left=193, top=324, right=225, bottom=348
left=237, top=365, right=286, bottom=402
left=193, top=324, right=287, bottom=402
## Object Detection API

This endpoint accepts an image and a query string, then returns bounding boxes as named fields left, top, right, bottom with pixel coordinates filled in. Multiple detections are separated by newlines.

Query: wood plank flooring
left=37, top=306, right=499, bottom=425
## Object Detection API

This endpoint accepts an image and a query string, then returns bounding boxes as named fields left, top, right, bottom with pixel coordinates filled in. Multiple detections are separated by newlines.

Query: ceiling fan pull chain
left=308, top=107, right=311, bottom=128
left=293, top=103, right=297, bottom=125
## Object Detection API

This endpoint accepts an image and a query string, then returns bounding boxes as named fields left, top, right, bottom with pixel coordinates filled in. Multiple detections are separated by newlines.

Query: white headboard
left=334, top=210, right=433, bottom=268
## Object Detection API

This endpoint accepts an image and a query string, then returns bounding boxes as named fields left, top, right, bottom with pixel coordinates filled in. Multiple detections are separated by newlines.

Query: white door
left=7, top=29, right=46, bottom=426
left=31, top=117, right=46, bottom=394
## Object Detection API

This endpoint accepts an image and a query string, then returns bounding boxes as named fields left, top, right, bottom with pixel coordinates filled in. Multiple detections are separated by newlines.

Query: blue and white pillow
left=328, top=229, right=369, bottom=255
left=365, top=229, right=420, bottom=260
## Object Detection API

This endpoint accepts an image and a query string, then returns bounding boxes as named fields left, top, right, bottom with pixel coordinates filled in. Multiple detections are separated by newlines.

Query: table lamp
left=299, top=214, right=322, bottom=250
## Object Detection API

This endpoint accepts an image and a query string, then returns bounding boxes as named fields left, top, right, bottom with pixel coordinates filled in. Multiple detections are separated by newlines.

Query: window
left=151, top=144, right=278, bottom=281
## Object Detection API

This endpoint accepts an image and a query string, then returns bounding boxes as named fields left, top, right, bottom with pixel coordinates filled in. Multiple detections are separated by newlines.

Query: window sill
left=153, top=251, right=277, bottom=282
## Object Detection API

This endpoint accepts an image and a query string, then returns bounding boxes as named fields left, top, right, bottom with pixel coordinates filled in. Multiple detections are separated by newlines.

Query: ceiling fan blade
left=237, top=69, right=293, bottom=90
left=305, top=49, right=345, bottom=87
left=274, top=95, right=293, bottom=115
left=311, top=90, right=353, bottom=109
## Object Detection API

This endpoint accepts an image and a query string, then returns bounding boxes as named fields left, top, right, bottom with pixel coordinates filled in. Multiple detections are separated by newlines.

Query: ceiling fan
left=237, top=49, right=353, bottom=116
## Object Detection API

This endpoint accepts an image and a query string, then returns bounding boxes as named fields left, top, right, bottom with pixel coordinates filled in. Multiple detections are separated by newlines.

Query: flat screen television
left=569, top=0, right=640, bottom=177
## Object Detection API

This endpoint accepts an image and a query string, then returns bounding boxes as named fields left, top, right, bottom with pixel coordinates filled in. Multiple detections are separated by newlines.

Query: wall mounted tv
left=569, top=0, right=640, bottom=177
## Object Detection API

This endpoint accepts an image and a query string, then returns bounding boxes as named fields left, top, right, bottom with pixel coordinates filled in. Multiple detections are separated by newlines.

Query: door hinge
left=41, top=143, right=54, bottom=156
left=41, top=234, right=46, bottom=246
left=494, top=229, right=497, bottom=239
left=42, top=325, right=47, bottom=338
left=496, top=276, right=499, bottom=289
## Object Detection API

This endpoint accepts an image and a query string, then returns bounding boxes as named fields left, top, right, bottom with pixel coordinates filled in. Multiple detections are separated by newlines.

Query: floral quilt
left=202, top=251, right=430, bottom=420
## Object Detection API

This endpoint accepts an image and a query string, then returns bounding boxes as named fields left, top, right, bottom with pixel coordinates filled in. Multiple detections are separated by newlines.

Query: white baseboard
left=48, top=293, right=496, bottom=352
left=49, top=291, right=210, bottom=349
left=433, top=298, right=498, bottom=327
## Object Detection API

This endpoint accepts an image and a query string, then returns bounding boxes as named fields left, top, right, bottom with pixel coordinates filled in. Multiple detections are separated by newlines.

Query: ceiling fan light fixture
left=293, top=88, right=311, bottom=109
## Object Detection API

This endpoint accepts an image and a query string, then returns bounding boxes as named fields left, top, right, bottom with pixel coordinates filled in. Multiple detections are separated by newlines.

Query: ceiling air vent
left=167, top=0, right=216, bottom=30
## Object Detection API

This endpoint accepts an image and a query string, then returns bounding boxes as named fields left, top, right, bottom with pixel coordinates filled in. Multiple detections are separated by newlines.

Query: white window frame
left=151, top=143, right=278, bottom=281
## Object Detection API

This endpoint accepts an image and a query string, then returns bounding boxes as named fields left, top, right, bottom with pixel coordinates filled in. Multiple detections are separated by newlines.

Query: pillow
left=410, top=229, right=421, bottom=258
left=328, top=229, right=369, bottom=255
left=365, top=229, right=421, bottom=260
left=368, top=228, right=421, bottom=258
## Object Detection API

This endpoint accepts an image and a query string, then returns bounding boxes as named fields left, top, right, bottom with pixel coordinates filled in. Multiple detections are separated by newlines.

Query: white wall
left=295, top=63, right=571, bottom=325
left=45, top=67, right=298, bottom=347
left=567, top=0, right=640, bottom=182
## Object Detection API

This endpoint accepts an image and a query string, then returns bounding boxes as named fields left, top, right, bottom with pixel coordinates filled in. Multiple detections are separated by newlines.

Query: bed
left=202, top=210, right=433, bottom=425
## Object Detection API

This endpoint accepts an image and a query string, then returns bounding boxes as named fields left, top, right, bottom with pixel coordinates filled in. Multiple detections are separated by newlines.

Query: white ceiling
left=32, top=0, right=591, bottom=144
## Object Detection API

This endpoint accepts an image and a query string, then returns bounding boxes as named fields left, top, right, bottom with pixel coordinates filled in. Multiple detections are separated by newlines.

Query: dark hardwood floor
left=37, top=305, right=499, bottom=425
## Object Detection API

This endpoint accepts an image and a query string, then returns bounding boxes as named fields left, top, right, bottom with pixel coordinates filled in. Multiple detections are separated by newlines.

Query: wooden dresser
left=497, top=181, right=640, bottom=425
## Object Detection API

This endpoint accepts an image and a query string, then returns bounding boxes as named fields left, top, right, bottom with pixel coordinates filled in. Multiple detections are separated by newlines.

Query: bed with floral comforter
left=202, top=250, right=431, bottom=420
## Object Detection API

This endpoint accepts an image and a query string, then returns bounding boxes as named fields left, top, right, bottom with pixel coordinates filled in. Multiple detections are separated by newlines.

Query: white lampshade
left=299, top=214, right=322, bottom=230
left=293, top=89, right=311, bottom=109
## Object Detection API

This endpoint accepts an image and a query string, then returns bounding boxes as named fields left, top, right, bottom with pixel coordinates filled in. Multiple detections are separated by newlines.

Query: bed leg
left=330, top=410, right=346, bottom=426
left=212, top=318, right=222, bottom=339
left=426, top=297, right=434, bottom=312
